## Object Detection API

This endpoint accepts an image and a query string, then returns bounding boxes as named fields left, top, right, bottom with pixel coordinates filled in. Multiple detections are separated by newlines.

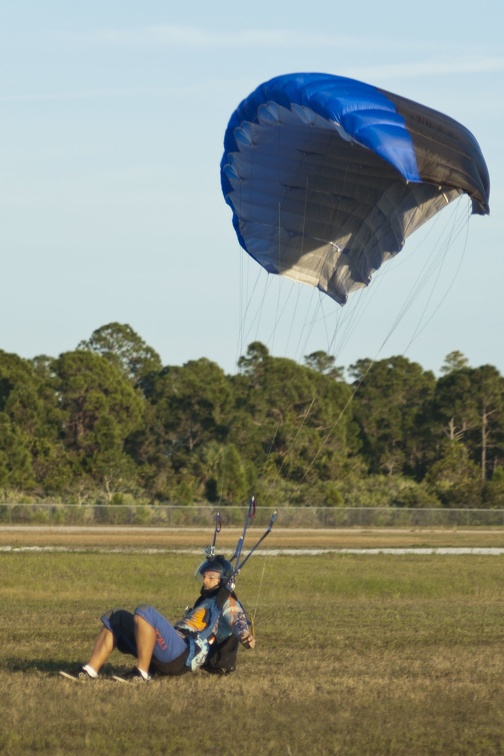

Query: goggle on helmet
left=195, top=554, right=233, bottom=583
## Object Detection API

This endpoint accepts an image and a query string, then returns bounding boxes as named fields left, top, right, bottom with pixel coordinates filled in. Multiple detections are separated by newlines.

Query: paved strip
left=1, top=545, right=502, bottom=555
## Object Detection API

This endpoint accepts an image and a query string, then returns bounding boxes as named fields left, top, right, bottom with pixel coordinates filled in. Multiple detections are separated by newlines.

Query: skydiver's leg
left=133, top=605, right=187, bottom=668
left=133, top=614, right=157, bottom=674
left=60, top=609, right=136, bottom=680
left=86, top=626, right=116, bottom=673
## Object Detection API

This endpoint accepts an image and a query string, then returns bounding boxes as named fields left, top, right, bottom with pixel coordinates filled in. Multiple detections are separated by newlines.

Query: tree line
left=1, top=322, right=503, bottom=509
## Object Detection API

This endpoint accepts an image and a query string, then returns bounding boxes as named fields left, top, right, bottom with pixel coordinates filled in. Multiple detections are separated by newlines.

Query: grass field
left=1, top=527, right=503, bottom=754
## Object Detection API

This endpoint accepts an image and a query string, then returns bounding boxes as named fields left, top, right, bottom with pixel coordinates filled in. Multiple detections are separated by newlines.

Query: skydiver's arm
left=222, top=596, right=255, bottom=648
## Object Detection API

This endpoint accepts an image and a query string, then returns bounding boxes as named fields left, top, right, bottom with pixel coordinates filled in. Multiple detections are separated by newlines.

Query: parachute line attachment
left=205, top=511, right=222, bottom=558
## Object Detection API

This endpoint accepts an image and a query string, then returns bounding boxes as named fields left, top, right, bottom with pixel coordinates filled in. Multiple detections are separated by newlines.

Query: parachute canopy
left=220, top=73, right=490, bottom=305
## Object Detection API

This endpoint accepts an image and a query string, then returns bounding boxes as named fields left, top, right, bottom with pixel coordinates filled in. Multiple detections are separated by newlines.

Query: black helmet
left=195, top=554, right=233, bottom=582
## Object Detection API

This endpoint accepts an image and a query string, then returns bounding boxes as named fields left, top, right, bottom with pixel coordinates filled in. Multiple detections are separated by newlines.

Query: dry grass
left=0, top=531, right=503, bottom=754
left=2, top=524, right=504, bottom=550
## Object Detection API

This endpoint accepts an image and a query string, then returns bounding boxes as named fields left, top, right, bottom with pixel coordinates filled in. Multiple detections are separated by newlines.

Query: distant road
left=0, top=525, right=502, bottom=534
left=1, top=524, right=503, bottom=551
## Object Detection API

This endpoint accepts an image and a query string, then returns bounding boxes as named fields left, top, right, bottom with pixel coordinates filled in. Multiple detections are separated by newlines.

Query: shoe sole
left=112, top=674, right=149, bottom=683
left=59, top=670, right=90, bottom=681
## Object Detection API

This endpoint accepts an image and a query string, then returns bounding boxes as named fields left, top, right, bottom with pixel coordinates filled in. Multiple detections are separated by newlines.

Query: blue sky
left=1, top=1, right=503, bottom=377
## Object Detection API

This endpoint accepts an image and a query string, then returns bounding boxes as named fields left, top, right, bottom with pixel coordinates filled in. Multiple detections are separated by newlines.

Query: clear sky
left=1, top=1, right=503, bottom=378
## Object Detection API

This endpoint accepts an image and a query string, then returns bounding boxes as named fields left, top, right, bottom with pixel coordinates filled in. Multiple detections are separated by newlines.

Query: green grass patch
left=1, top=551, right=503, bottom=754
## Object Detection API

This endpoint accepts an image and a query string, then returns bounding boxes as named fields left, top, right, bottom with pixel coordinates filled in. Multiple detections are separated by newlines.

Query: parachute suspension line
left=204, top=511, right=222, bottom=559
left=235, top=507, right=277, bottom=636
left=235, top=149, right=281, bottom=359
left=239, top=200, right=306, bottom=362
left=277, top=200, right=282, bottom=271
left=378, top=195, right=472, bottom=355
left=238, top=196, right=468, bottom=506
left=233, top=155, right=320, bottom=495
left=201, top=505, right=276, bottom=637
left=226, top=168, right=281, bottom=509
left=261, top=163, right=379, bottom=494
left=231, top=153, right=300, bottom=496
left=273, top=201, right=302, bottom=358
left=228, top=503, right=277, bottom=581
left=258, top=391, right=320, bottom=503
left=284, top=162, right=375, bottom=386
left=277, top=166, right=348, bottom=365
left=295, top=357, right=377, bottom=488
left=284, top=177, right=318, bottom=362
left=252, top=180, right=325, bottom=495
left=230, top=496, right=256, bottom=572
left=241, top=271, right=272, bottom=348
left=222, top=178, right=262, bottom=510
left=252, top=554, right=269, bottom=627
left=278, top=182, right=402, bottom=498
left=316, top=196, right=420, bottom=368
left=272, top=161, right=337, bottom=367
left=236, top=215, right=245, bottom=367
left=401, top=197, right=472, bottom=352
left=283, top=189, right=405, bottom=490
left=263, top=351, right=375, bottom=500
left=264, top=201, right=284, bottom=359
left=255, top=308, right=370, bottom=500
left=235, top=228, right=268, bottom=362
left=307, top=160, right=375, bottom=363
left=235, top=169, right=248, bottom=368
left=273, top=187, right=323, bottom=363
left=292, top=198, right=471, bottom=492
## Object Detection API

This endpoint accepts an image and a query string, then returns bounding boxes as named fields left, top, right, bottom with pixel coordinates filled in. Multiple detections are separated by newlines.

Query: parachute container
left=221, top=73, right=490, bottom=304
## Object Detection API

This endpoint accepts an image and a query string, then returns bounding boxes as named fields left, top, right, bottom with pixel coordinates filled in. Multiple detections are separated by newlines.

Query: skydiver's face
left=202, top=570, right=221, bottom=589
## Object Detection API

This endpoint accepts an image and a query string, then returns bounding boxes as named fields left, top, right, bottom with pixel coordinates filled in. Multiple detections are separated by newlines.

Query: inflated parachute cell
left=220, top=73, right=490, bottom=304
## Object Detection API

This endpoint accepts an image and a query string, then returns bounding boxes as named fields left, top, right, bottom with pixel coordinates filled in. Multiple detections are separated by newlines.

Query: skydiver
left=59, top=555, right=255, bottom=682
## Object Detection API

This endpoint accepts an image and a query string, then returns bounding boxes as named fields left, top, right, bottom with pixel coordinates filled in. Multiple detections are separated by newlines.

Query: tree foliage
left=1, top=329, right=503, bottom=508
left=349, top=356, right=436, bottom=479
left=78, top=322, right=162, bottom=386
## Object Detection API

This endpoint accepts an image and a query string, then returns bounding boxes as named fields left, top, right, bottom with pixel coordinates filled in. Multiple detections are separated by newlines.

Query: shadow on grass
left=2, top=658, right=130, bottom=676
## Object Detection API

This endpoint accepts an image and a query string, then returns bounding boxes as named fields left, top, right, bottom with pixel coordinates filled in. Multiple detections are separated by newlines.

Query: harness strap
left=183, top=585, right=234, bottom=669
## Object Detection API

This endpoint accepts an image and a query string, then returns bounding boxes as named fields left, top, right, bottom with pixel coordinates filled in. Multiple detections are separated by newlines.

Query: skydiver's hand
left=241, top=633, right=255, bottom=649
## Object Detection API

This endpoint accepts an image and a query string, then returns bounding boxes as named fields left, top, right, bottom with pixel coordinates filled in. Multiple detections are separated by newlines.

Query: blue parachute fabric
left=223, top=73, right=422, bottom=185
left=221, top=73, right=490, bottom=305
